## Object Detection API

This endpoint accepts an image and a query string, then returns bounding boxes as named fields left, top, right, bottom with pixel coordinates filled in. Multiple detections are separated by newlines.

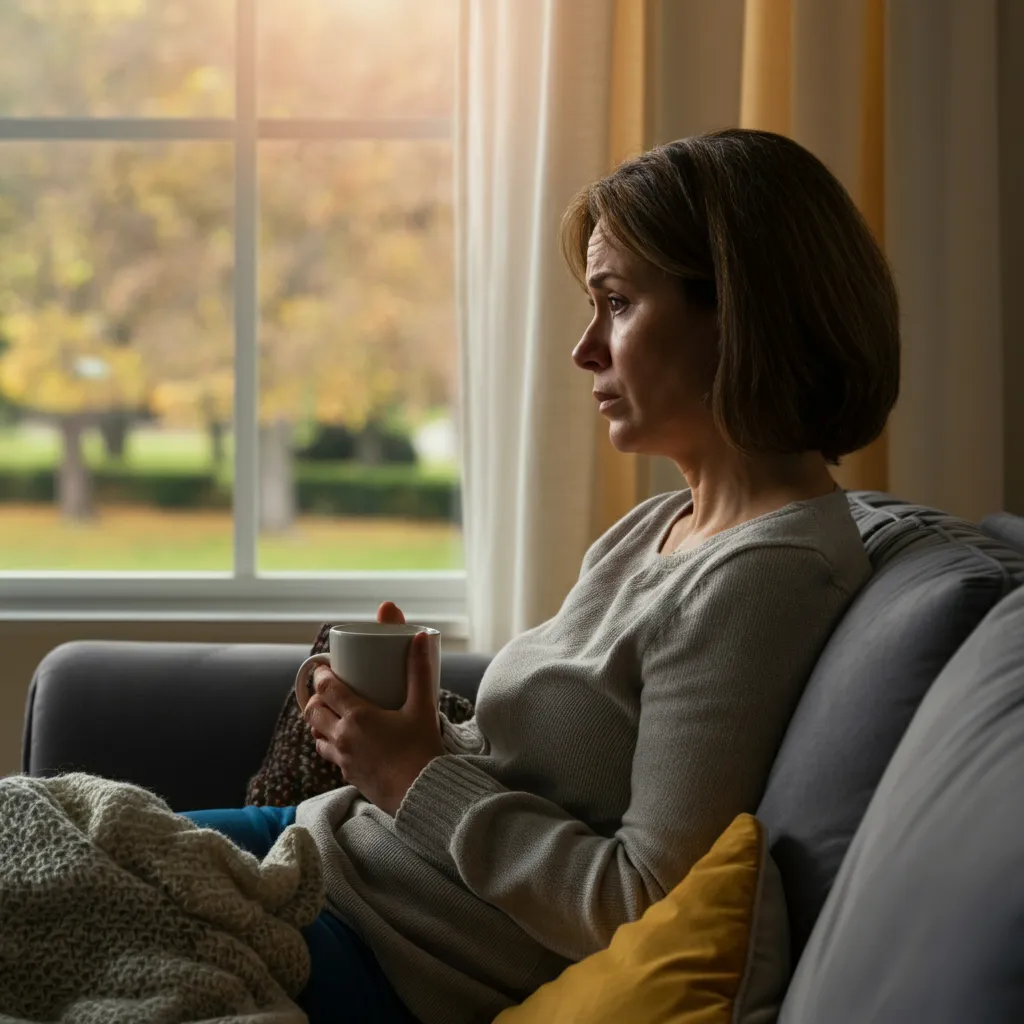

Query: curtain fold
left=456, top=0, right=617, bottom=652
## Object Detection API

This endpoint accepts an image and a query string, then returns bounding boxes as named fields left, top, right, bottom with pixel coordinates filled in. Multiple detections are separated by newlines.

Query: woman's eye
left=586, top=294, right=627, bottom=313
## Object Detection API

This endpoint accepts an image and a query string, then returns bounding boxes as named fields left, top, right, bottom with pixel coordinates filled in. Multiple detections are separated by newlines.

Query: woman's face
left=572, top=221, right=719, bottom=460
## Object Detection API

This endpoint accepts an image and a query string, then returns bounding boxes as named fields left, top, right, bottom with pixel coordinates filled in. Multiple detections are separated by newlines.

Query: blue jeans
left=182, top=806, right=418, bottom=1024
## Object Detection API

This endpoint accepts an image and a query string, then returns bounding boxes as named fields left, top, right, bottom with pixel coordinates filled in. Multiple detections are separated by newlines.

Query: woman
left=186, top=128, right=899, bottom=1024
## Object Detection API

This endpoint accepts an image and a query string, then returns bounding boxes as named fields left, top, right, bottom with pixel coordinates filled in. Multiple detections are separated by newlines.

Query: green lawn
left=0, top=504, right=463, bottom=571
left=0, top=426, right=458, bottom=485
left=0, top=426, right=462, bottom=571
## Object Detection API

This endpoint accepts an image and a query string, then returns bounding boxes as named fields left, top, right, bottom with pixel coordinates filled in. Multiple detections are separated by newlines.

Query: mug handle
left=294, top=652, right=331, bottom=712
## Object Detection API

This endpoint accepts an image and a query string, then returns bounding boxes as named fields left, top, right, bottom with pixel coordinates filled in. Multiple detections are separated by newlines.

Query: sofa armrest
left=22, top=640, right=491, bottom=812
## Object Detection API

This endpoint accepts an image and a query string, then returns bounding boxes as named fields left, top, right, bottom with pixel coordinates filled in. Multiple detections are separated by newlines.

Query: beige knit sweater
left=296, top=488, right=871, bottom=1024
left=0, top=773, right=324, bottom=1023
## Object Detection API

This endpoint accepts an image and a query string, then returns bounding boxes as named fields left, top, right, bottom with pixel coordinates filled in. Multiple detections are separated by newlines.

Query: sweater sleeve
left=395, top=544, right=847, bottom=962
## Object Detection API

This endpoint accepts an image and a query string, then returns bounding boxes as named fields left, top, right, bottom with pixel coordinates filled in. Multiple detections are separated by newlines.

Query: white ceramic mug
left=294, top=622, right=441, bottom=712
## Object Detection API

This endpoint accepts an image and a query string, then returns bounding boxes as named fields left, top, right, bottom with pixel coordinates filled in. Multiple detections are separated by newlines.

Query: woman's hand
left=303, top=601, right=444, bottom=815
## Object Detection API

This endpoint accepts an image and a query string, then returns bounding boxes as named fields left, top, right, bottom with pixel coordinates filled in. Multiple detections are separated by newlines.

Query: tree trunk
left=99, top=412, right=129, bottom=459
left=209, top=420, right=226, bottom=466
left=356, top=424, right=384, bottom=465
left=259, top=419, right=296, bottom=533
left=58, top=415, right=94, bottom=521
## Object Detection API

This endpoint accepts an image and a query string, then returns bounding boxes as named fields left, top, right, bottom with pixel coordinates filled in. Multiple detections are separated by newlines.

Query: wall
left=1, top=619, right=465, bottom=777
left=1000, top=0, right=1024, bottom=514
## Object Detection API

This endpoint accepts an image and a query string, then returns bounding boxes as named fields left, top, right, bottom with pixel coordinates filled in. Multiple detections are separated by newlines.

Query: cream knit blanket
left=0, top=773, right=324, bottom=1023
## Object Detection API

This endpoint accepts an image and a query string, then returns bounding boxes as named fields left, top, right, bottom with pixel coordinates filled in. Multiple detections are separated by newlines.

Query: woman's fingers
left=403, top=631, right=435, bottom=716
left=377, top=601, right=406, bottom=625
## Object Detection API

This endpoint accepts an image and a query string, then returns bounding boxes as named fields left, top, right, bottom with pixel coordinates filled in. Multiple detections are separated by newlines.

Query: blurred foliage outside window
left=0, top=0, right=461, bottom=571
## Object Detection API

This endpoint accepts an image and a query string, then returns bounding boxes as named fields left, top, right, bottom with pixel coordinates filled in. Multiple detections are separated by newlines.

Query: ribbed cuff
left=395, top=755, right=505, bottom=861
left=439, top=714, right=486, bottom=756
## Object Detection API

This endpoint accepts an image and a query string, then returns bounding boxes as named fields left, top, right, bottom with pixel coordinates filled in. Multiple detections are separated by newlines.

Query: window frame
left=0, top=0, right=466, bottom=632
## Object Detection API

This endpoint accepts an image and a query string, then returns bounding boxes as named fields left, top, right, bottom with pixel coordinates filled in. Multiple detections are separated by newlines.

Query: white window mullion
left=233, top=0, right=259, bottom=580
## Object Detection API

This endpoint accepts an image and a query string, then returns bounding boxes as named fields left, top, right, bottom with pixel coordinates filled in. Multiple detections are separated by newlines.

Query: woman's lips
left=593, top=391, right=621, bottom=413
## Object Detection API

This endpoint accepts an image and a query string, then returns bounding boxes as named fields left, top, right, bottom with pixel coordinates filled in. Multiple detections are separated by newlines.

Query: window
left=0, top=0, right=464, bottom=624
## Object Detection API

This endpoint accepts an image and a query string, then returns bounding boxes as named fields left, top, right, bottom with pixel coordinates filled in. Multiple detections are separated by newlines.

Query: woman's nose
left=572, top=319, right=610, bottom=372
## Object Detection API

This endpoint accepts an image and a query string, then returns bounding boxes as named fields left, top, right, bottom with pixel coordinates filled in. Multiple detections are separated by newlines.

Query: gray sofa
left=20, top=491, right=1024, bottom=1022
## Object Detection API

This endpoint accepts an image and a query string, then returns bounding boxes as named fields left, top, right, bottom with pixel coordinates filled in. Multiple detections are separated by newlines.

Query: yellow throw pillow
left=494, top=814, right=790, bottom=1024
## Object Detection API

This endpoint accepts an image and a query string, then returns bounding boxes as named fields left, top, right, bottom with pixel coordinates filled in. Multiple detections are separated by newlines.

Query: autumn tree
left=0, top=0, right=458, bottom=530
left=0, top=0, right=234, bottom=518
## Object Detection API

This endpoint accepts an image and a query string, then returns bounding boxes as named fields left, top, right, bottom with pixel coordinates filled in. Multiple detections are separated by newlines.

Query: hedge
left=296, top=463, right=460, bottom=521
left=0, top=462, right=461, bottom=522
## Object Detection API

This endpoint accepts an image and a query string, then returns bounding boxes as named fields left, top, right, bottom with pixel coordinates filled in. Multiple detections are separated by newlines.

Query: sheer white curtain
left=455, top=0, right=617, bottom=652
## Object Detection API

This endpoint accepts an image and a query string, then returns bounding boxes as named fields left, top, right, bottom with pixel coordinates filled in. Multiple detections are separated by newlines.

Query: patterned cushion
left=493, top=815, right=790, bottom=1024
left=245, top=623, right=475, bottom=807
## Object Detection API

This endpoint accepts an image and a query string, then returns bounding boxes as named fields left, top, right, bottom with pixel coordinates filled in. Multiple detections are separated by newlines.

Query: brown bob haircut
left=560, top=128, right=900, bottom=465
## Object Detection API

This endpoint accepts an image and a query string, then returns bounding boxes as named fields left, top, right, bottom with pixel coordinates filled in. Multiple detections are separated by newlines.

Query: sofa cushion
left=778, top=585, right=1024, bottom=1023
left=757, top=491, right=1024, bottom=956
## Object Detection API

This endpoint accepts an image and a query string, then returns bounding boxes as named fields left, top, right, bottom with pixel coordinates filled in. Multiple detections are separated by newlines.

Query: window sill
left=0, top=572, right=468, bottom=637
